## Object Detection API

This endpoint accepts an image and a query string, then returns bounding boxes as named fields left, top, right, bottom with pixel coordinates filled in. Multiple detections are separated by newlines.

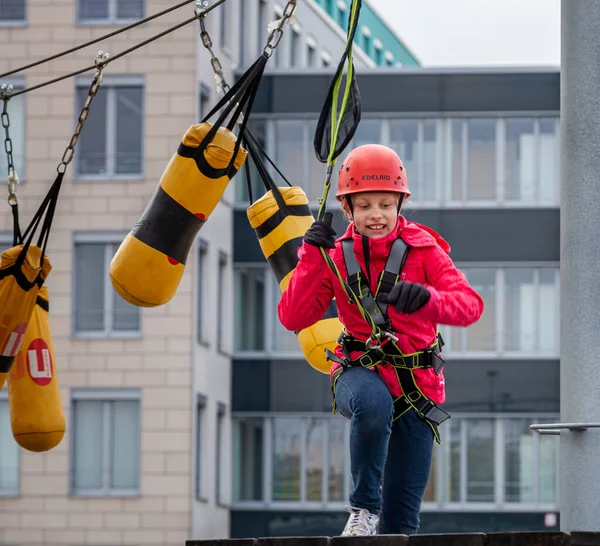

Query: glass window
left=71, top=391, right=140, bottom=495
left=271, top=276, right=299, bottom=352
left=449, top=120, right=464, bottom=202
left=0, top=398, right=19, bottom=495
left=233, top=417, right=264, bottom=502
left=216, top=403, right=226, bottom=504
left=272, top=417, right=302, bottom=501
left=505, top=269, right=536, bottom=352
left=504, top=418, right=533, bottom=503
left=217, top=252, right=227, bottom=352
left=74, top=240, right=140, bottom=337
left=467, top=118, right=496, bottom=201
left=234, top=267, right=265, bottom=351
left=76, top=83, right=144, bottom=178
left=464, top=268, right=496, bottom=352
left=197, top=240, right=208, bottom=344
left=539, top=117, right=559, bottom=204
left=539, top=268, right=559, bottom=354
left=327, top=418, right=345, bottom=502
left=0, top=84, right=25, bottom=179
left=505, top=118, right=536, bottom=202
left=466, top=419, right=495, bottom=502
left=352, top=118, right=381, bottom=148
left=305, top=418, right=324, bottom=501
left=275, top=120, right=305, bottom=189
left=77, top=0, right=144, bottom=23
left=0, top=0, right=25, bottom=21
left=195, top=395, right=207, bottom=500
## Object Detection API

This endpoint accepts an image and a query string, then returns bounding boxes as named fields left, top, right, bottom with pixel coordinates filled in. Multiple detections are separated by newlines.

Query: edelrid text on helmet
left=336, top=144, right=411, bottom=201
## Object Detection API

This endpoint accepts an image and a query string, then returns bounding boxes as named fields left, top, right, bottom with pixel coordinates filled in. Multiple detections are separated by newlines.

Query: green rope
left=314, top=0, right=387, bottom=344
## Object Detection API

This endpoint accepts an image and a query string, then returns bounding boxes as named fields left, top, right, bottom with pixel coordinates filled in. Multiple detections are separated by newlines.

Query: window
left=77, top=0, right=144, bottom=24
left=217, top=251, right=227, bottom=352
left=390, top=119, right=439, bottom=203
left=195, top=394, right=207, bottom=501
left=196, top=240, right=209, bottom=344
left=75, top=78, right=144, bottom=178
left=306, top=39, right=316, bottom=67
left=0, top=0, right=25, bottom=22
left=234, top=115, right=560, bottom=208
left=440, top=265, right=560, bottom=357
left=70, top=389, right=141, bottom=496
left=234, top=266, right=266, bottom=352
left=216, top=402, right=226, bottom=505
left=198, top=84, right=210, bottom=122
left=290, top=28, right=301, bottom=67
left=0, top=394, right=19, bottom=496
left=219, top=3, right=231, bottom=52
left=73, top=234, right=141, bottom=337
left=232, top=413, right=559, bottom=509
left=0, top=82, right=25, bottom=180
left=322, top=51, right=332, bottom=67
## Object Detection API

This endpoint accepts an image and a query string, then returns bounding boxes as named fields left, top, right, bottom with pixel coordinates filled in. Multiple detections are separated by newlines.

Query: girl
left=277, top=144, right=484, bottom=536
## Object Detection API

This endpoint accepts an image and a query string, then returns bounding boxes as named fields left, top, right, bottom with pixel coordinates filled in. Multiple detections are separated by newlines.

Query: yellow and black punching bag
left=110, top=122, right=248, bottom=307
left=247, top=186, right=343, bottom=374
left=0, top=245, right=52, bottom=391
left=8, top=286, right=65, bottom=452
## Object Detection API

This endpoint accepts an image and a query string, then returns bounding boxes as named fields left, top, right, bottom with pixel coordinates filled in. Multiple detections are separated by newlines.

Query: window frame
left=196, top=239, right=209, bottom=346
left=0, top=390, right=20, bottom=497
left=0, top=77, right=26, bottom=182
left=76, top=0, right=145, bottom=25
left=233, top=113, right=561, bottom=210
left=195, top=394, right=208, bottom=502
left=215, top=401, right=227, bottom=507
left=0, top=0, right=26, bottom=26
left=217, top=251, right=228, bottom=354
left=72, top=231, right=142, bottom=339
left=73, top=75, right=145, bottom=181
left=69, top=388, right=142, bottom=498
left=230, top=412, right=560, bottom=512
left=439, top=262, right=560, bottom=359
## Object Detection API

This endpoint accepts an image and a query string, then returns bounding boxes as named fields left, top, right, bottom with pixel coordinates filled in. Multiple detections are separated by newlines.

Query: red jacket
left=277, top=215, right=484, bottom=404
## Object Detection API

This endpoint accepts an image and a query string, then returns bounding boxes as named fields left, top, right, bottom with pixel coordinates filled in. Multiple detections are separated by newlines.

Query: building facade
left=0, top=0, right=407, bottom=544
left=230, top=69, right=562, bottom=537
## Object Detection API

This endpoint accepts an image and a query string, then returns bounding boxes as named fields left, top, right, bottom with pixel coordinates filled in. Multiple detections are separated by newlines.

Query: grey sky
left=367, top=0, right=561, bottom=68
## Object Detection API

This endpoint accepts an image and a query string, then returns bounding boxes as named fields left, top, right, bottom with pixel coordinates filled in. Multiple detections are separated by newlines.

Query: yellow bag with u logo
left=110, top=122, right=248, bottom=308
left=8, top=286, right=65, bottom=452
left=0, top=245, right=52, bottom=391
left=247, top=186, right=342, bottom=374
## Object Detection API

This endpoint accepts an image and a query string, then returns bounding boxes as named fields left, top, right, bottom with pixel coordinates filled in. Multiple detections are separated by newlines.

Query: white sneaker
left=341, top=505, right=380, bottom=536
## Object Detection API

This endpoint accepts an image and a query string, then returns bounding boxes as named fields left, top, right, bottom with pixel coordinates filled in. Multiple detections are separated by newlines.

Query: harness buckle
left=365, top=330, right=398, bottom=351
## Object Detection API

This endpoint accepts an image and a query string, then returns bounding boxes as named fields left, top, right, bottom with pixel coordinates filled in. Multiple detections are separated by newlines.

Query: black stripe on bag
left=267, top=236, right=304, bottom=284
left=0, top=355, right=15, bottom=373
left=321, top=299, right=339, bottom=320
left=255, top=205, right=312, bottom=240
left=178, top=143, right=240, bottom=180
left=36, top=296, right=49, bottom=312
left=131, top=185, right=205, bottom=265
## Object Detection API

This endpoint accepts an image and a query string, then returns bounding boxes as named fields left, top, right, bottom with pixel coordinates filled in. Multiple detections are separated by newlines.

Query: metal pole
left=560, top=0, right=600, bottom=532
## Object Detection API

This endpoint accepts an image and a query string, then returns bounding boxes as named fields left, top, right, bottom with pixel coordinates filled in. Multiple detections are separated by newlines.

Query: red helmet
left=335, top=144, right=410, bottom=201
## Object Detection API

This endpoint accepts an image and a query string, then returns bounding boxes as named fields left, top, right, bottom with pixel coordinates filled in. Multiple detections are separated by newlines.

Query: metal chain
left=1, top=84, right=18, bottom=205
left=57, top=51, right=109, bottom=174
left=263, top=0, right=297, bottom=58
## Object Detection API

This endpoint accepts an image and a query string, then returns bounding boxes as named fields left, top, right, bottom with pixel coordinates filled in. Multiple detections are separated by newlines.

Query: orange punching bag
left=8, top=286, right=65, bottom=452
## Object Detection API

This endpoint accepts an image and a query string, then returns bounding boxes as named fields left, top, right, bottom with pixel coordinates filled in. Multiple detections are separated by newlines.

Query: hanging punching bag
left=8, top=286, right=65, bottom=452
left=110, top=122, right=248, bottom=307
left=247, top=186, right=342, bottom=374
left=0, top=245, right=52, bottom=391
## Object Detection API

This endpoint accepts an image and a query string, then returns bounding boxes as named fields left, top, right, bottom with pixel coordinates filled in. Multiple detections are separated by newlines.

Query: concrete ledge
left=186, top=533, right=595, bottom=546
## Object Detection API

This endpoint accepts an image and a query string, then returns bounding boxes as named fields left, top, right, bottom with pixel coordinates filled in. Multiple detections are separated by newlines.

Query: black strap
left=341, top=237, right=410, bottom=328
left=393, top=367, right=451, bottom=428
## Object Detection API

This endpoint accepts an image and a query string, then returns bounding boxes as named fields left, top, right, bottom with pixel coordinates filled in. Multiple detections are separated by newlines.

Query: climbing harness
left=325, top=237, right=451, bottom=441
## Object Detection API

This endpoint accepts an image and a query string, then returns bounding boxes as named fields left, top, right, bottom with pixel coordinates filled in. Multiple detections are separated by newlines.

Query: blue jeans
left=334, top=366, right=434, bottom=535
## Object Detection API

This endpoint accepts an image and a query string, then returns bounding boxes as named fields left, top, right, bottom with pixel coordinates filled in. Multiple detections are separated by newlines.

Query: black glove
left=378, top=281, right=431, bottom=314
left=304, top=212, right=336, bottom=250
